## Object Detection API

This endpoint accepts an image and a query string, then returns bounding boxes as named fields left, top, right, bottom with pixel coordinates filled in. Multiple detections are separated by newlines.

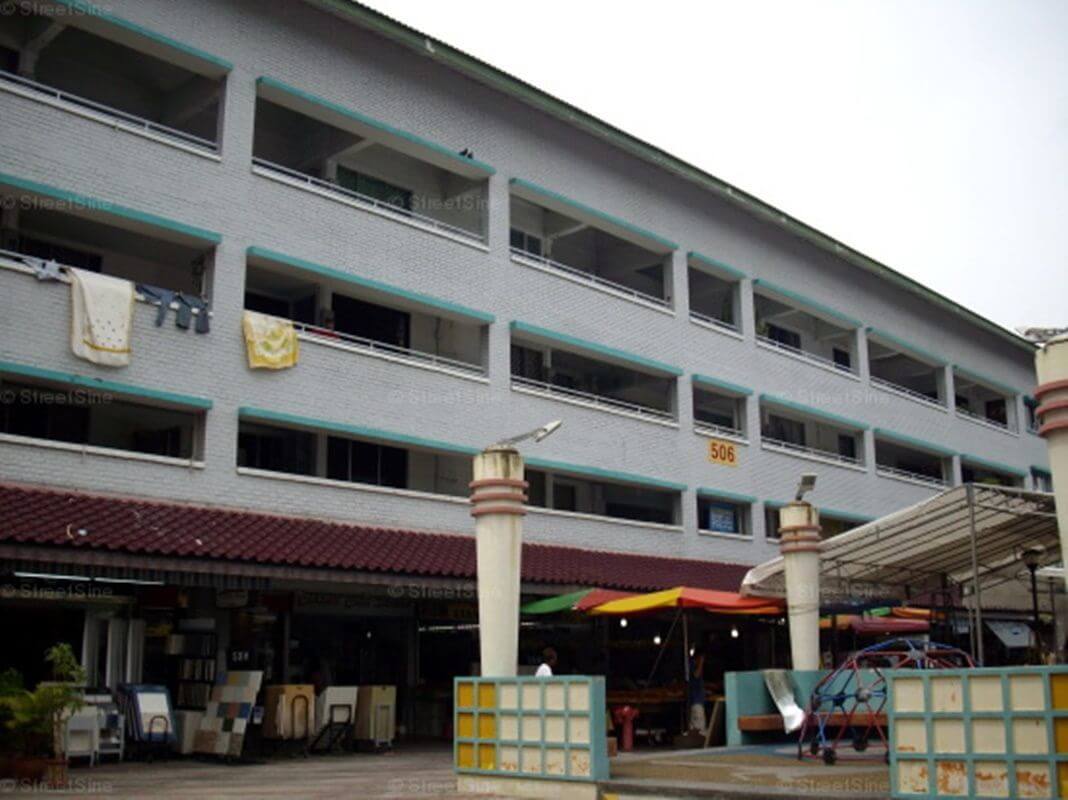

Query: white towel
left=70, top=268, right=135, bottom=367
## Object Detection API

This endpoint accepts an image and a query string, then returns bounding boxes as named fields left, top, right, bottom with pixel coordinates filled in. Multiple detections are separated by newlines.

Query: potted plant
left=0, top=644, right=86, bottom=787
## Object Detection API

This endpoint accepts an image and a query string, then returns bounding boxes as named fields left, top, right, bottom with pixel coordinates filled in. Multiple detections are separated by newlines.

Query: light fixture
left=653, top=635, right=662, bottom=646
left=689, top=647, right=695, bottom=657
left=491, top=420, right=563, bottom=448
left=620, top=618, right=628, bottom=628
left=1021, top=546, right=1045, bottom=571
left=795, top=473, right=818, bottom=501
left=366, top=631, right=373, bottom=639
left=730, top=625, right=740, bottom=639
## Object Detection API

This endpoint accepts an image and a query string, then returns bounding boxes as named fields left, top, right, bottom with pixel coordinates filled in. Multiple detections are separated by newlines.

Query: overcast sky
left=362, top=0, right=1066, bottom=331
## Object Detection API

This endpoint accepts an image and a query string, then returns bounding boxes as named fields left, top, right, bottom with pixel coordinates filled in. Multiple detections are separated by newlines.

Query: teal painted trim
left=687, top=251, right=747, bottom=281
left=256, top=77, right=495, bottom=176
left=865, top=326, right=946, bottom=366
left=763, top=499, right=874, bottom=523
left=752, top=278, right=862, bottom=328
left=692, top=373, right=753, bottom=396
left=873, top=428, right=956, bottom=457
left=960, top=453, right=1028, bottom=478
left=0, top=172, right=222, bottom=244
left=510, top=321, right=682, bottom=377
left=0, top=360, right=211, bottom=410
left=1031, top=465, right=1052, bottom=476
left=951, top=365, right=1022, bottom=397
left=53, top=0, right=232, bottom=72
left=759, top=392, right=869, bottom=431
left=239, top=406, right=479, bottom=456
left=821, top=507, right=877, bottom=523
left=697, top=487, right=757, bottom=505
left=509, top=178, right=677, bottom=251
left=246, top=246, right=494, bottom=323
left=525, top=456, right=685, bottom=492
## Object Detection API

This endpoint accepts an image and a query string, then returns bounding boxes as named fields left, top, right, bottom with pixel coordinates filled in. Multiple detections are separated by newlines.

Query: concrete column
left=1035, top=335, right=1068, bottom=593
left=469, top=446, right=527, bottom=677
left=856, top=328, right=870, bottom=382
left=778, top=501, right=822, bottom=670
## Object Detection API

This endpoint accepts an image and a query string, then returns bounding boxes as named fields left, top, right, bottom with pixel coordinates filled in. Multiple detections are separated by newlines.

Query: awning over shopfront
left=741, top=485, right=1059, bottom=611
left=588, top=586, right=783, bottom=616
left=0, top=482, right=750, bottom=593
left=521, top=588, right=635, bottom=615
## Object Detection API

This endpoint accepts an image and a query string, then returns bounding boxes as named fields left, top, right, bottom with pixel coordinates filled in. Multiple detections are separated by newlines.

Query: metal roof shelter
left=741, top=484, right=1060, bottom=663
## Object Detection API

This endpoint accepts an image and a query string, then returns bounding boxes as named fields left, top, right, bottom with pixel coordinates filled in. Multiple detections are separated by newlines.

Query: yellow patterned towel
left=69, top=268, right=135, bottom=367
left=242, top=310, right=299, bottom=369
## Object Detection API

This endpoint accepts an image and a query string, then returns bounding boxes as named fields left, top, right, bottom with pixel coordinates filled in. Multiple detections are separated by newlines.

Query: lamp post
left=1021, top=546, right=1044, bottom=657
left=469, top=421, right=561, bottom=677
left=779, top=473, right=822, bottom=671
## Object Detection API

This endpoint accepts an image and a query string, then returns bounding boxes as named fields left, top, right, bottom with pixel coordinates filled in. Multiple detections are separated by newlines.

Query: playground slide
left=762, top=669, right=805, bottom=733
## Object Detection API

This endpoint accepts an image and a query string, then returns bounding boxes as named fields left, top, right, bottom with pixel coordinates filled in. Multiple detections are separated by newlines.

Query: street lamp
left=795, top=473, right=818, bottom=502
left=470, top=421, right=563, bottom=677
left=490, top=420, right=563, bottom=449
left=1020, top=545, right=1045, bottom=656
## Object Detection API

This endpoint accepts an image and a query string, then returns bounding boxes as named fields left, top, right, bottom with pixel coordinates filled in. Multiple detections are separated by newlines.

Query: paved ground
left=1, top=745, right=489, bottom=800
left=605, top=745, right=890, bottom=799
left=2, top=743, right=891, bottom=799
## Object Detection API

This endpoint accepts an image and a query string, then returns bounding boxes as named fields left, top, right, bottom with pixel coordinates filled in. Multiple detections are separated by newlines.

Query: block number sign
left=707, top=438, right=739, bottom=467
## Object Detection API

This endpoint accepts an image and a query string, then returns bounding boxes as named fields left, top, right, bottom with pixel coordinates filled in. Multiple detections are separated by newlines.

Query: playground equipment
left=798, top=638, right=973, bottom=765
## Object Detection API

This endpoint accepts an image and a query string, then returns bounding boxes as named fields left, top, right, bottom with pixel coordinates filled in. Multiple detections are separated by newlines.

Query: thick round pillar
left=778, top=501, right=822, bottom=671
left=1035, top=335, right=1068, bottom=594
left=469, top=446, right=527, bottom=677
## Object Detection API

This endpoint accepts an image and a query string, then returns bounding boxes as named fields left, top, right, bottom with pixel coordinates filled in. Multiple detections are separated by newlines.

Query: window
left=332, top=294, right=410, bottom=349
left=985, top=398, right=1007, bottom=425
left=1034, top=472, right=1053, bottom=493
left=833, top=348, right=852, bottom=370
left=326, top=436, right=407, bottom=489
left=553, top=481, right=578, bottom=512
left=336, top=166, right=412, bottom=212
left=238, top=425, right=315, bottom=475
left=509, top=228, right=542, bottom=257
left=511, top=344, right=545, bottom=382
left=766, top=323, right=801, bottom=350
left=766, top=414, right=806, bottom=446
left=19, top=236, right=103, bottom=272
left=605, top=501, right=673, bottom=525
left=1, top=378, right=199, bottom=459
left=1026, top=399, right=1040, bottom=433
left=698, top=497, right=746, bottom=535
left=837, top=434, right=857, bottom=460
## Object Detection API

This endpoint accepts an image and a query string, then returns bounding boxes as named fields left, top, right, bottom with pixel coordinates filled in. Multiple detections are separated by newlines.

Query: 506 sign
left=707, top=438, right=739, bottom=467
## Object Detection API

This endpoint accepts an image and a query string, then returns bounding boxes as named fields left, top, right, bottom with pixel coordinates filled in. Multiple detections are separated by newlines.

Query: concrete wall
left=0, top=0, right=1047, bottom=570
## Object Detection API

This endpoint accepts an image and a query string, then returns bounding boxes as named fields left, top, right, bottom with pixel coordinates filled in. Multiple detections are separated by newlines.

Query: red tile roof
left=0, top=483, right=749, bottom=592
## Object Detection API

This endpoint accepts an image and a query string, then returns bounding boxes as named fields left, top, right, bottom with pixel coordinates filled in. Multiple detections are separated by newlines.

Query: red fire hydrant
left=612, top=705, right=640, bottom=752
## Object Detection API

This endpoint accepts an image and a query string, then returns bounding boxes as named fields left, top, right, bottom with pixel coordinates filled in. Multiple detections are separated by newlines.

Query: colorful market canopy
left=521, top=589, right=593, bottom=615
left=589, top=586, right=783, bottom=616
left=521, top=588, right=636, bottom=615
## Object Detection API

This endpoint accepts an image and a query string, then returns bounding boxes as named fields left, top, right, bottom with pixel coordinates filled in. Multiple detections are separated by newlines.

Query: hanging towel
left=242, top=310, right=299, bottom=369
left=70, top=268, right=135, bottom=367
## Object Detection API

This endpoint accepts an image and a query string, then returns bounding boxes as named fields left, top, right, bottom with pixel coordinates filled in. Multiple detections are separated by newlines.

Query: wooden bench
left=738, top=711, right=886, bottom=732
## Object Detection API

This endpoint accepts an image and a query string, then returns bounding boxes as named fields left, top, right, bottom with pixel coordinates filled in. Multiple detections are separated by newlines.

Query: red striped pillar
left=1035, top=335, right=1068, bottom=593
left=469, top=446, right=528, bottom=677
